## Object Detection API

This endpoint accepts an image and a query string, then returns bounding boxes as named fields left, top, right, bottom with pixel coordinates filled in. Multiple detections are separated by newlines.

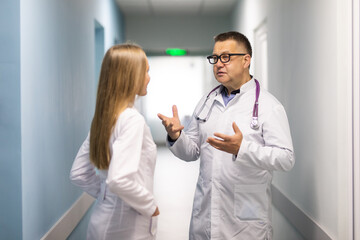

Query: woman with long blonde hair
left=70, top=43, right=159, bottom=240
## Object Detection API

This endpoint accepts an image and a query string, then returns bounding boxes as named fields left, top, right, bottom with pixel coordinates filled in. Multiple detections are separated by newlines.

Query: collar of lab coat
left=239, top=77, right=256, bottom=95
left=214, top=77, right=256, bottom=105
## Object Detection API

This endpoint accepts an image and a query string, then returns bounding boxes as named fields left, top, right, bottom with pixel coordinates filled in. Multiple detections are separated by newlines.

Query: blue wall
left=0, top=0, right=22, bottom=239
left=0, top=0, right=124, bottom=239
left=21, top=1, right=124, bottom=238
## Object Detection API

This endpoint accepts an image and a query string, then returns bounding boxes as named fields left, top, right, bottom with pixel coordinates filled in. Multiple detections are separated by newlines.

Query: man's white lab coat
left=168, top=79, right=294, bottom=240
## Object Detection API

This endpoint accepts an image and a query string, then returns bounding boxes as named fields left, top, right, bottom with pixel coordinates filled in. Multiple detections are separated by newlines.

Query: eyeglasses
left=206, top=53, right=247, bottom=64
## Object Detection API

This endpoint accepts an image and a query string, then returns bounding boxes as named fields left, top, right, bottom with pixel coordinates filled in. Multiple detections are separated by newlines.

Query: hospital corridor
left=1, top=0, right=360, bottom=239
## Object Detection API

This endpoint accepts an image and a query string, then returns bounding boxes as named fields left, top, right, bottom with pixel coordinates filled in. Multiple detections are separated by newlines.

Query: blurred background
left=1, top=0, right=359, bottom=239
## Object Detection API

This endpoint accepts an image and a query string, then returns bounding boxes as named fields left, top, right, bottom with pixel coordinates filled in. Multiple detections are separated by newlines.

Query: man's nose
left=215, top=59, right=224, bottom=68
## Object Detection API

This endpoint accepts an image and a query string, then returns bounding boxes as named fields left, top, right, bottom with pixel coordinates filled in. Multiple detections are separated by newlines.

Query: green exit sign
left=165, top=48, right=187, bottom=56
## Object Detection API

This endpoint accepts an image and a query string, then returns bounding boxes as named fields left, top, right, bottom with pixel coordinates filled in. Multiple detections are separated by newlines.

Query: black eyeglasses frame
left=206, top=53, right=247, bottom=64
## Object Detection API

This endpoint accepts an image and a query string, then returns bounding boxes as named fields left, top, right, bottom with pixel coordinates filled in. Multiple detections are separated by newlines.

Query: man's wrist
left=168, top=131, right=181, bottom=142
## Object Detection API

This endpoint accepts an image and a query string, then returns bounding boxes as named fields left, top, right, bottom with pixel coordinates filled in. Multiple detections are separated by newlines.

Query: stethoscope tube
left=195, top=85, right=221, bottom=122
left=250, top=79, right=260, bottom=130
left=195, top=79, right=260, bottom=130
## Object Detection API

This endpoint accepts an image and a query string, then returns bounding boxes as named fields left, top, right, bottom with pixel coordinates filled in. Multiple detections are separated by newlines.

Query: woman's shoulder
left=117, top=107, right=145, bottom=126
left=112, top=107, right=146, bottom=137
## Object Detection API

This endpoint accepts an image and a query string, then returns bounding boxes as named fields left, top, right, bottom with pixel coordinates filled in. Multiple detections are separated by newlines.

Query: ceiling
left=115, top=0, right=238, bottom=16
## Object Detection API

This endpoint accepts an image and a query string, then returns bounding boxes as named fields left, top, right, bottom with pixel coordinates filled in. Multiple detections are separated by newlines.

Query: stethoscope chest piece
left=250, top=117, right=259, bottom=130
left=250, top=79, right=261, bottom=130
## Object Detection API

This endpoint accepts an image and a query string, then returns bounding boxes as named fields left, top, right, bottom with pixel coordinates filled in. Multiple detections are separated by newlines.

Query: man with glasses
left=158, top=31, right=294, bottom=240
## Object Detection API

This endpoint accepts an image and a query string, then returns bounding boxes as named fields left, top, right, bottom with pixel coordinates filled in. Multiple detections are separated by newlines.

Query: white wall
left=232, top=0, right=353, bottom=239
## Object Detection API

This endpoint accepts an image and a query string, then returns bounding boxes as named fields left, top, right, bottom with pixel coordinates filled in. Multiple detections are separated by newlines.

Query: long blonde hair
left=90, top=44, right=147, bottom=169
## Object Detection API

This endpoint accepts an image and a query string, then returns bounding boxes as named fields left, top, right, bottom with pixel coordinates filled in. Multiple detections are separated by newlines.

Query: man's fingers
left=173, top=125, right=185, bottom=132
left=159, top=117, right=170, bottom=127
left=207, top=140, right=224, bottom=151
left=213, top=132, right=230, bottom=141
left=161, top=120, right=169, bottom=128
left=232, top=122, right=241, bottom=134
left=157, top=113, right=168, bottom=121
left=167, top=124, right=184, bottom=132
left=172, top=105, right=180, bottom=119
left=207, top=137, right=224, bottom=146
left=158, top=113, right=172, bottom=127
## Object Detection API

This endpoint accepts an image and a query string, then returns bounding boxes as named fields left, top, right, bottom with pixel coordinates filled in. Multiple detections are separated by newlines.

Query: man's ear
left=244, top=54, right=251, bottom=68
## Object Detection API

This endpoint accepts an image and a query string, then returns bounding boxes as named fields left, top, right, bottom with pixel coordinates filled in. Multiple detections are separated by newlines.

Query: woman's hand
left=152, top=207, right=160, bottom=217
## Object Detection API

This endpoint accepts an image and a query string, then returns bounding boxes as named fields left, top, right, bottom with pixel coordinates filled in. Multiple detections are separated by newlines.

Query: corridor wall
left=0, top=0, right=124, bottom=239
left=0, top=0, right=22, bottom=239
left=232, top=0, right=353, bottom=239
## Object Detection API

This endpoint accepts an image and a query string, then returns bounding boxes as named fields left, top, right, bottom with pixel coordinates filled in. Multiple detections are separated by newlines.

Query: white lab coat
left=70, top=107, right=158, bottom=240
left=168, top=79, right=294, bottom=240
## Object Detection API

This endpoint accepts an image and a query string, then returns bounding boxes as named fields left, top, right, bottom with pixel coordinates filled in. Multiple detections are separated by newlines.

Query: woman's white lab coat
left=168, top=79, right=294, bottom=240
left=70, top=107, right=158, bottom=240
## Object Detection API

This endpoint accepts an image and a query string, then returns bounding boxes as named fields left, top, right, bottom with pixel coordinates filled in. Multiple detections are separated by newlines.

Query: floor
left=153, top=146, right=199, bottom=240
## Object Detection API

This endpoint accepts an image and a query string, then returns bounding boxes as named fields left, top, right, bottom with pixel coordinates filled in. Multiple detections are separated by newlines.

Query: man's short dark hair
left=214, top=31, right=252, bottom=57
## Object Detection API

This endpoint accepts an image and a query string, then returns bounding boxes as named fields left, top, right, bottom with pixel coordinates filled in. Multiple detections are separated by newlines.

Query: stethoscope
left=195, top=79, right=260, bottom=130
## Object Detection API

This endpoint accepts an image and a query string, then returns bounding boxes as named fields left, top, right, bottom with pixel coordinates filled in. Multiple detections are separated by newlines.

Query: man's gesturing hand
left=207, top=122, right=243, bottom=155
left=157, top=105, right=184, bottom=141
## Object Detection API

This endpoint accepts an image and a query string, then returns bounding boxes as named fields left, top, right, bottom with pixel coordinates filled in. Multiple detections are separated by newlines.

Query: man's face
left=212, top=39, right=249, bottom=88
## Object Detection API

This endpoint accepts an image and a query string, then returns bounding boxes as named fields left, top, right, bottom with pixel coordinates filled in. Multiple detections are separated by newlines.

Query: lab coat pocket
left=234, top=184, right=267, bottom=221
left=150, top=216, right=158, bottom=236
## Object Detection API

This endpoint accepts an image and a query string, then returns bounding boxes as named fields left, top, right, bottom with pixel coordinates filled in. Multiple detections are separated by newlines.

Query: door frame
left=353, top=0, right=360, bottom=238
